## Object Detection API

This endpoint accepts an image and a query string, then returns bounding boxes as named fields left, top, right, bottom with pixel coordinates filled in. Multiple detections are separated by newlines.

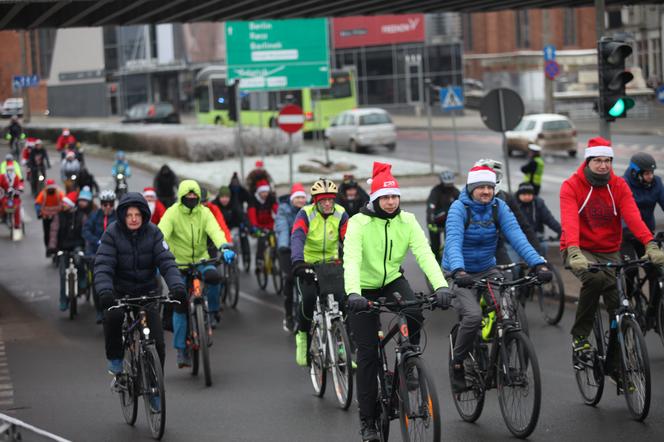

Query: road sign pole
left=19, top=31, right=31, bottom=123
left=235, top=82, right=245, bottom=181
left=425, top=79, right=434, bottom=175
left=497, top=89, right=512, bottom=194
left=543, top=12, right=555, bottom=114
left=595, top=0, right=611, bottom=141
left=288, top=133, right=294, bottom=188
left=451, top=110, right=461, bottom=175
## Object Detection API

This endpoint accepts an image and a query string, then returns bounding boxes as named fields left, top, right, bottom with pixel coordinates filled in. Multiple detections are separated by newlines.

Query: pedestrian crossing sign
left=440, top=86, right=464, bottom=111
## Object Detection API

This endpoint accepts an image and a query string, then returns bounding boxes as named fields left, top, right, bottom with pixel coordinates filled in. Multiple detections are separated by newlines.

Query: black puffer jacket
left=153, top=165, right=178, bottom=207
left=94, top=192, right=184, bottom=296
left=336, top=181, right=370, bottom=217
left=426, top=183, right=460, bottom=226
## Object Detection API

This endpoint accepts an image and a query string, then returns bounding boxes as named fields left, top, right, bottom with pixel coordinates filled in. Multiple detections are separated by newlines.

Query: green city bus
left=194, top=65, right=357, bottom=133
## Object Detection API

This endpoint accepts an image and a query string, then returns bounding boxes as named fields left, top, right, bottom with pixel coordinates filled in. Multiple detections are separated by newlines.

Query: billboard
left=332, top=14, right=425, bottom=49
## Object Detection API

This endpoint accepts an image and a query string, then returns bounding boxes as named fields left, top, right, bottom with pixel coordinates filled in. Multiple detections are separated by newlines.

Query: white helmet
left=439, top=170, right=456, bottom=184
left=100, top=189, right=116, bottom=202
left=474, top=158, right=505, bottom=191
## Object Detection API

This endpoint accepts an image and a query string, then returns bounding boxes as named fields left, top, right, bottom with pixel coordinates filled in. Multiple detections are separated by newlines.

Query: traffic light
left=597, top=37, right=634, bottom=121
left=227, top=80, right=238, bottom=122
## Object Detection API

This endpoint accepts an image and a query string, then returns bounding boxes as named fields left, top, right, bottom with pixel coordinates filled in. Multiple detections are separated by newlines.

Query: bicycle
left=1, top=188, right=24, bottom=241
left=28, top=164, right=47, bottom=196
left=221, top=247, right=240, bottom=309
left=449, top=272, right=542, bottom=439
left=254, top=229, right=283, bottom=295
left=237, top=223, right=251, bottom=273
left=57, top=249, right=85, bottom=320
left=362, top=292, right=441, bottom=442
left=306, top=262, right=353, bottom=410
left=109, top=294, right=179, bottom=440
left=178, top=257, right=221, bottom=387
left=571, top=259, right=651, bottom=421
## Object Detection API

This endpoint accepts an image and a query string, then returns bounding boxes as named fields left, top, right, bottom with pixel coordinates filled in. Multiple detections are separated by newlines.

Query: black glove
left=99, top=291, right=115, bottom=310
left=453, top=270, right=474, bottom=288
left=533, top=264, right=553, bottom=283
left=170, top=287, right=187, bottom=304
left=434, top=287, right=454, bottom=310
left=292, top=261, right=316, bottom=283
left=347, top=293, right=369, bottom=313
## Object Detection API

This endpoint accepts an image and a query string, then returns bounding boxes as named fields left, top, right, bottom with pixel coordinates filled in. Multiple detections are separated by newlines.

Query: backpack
left=464, top=202, right=500, bottom=234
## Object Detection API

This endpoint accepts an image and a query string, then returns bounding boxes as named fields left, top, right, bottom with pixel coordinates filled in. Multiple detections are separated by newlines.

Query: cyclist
left=27, top=138, right=51, bottom=179
left=521, top=143, right=544, bottom=195
left=560, top=137, right=664, bottom=381
left=94, top=192, right=186, bottom=374
left=153, top=164, right=179, bottom=208
left=4, top=116, right=24, bottom=155
left=229, top=172, right=251, bottom=209
left=290, top=179, right=346, bottom=364
left=112, top=150, right=131, bottom=182
left=47, top=192, right=88, bottom=311
left=212, top=185, right=244, bottom=230
left=444, top=165, right=551, bottom=393
left=78, top=167, right=100, bottom=195
left=158, top=180, right=235, bottom=367
left=83, top=190, right=117, bottom=323
left=336, top=174, right=369, bottom=217
left=1, top=154, right=23, bottom=180
left=55, top=128, right=76, bottom=158
left=248, top=179, right=278, bottom=273
left=0, top=160, right=24, bottom=235
left=275, top=183, right=308, bottom=332
left=344, top=162, right=451, bottom=441
left=77, top=186, right=95, bottom=221
left=201, top=187, right=232, bottom=243
left=246, top=160, right=273, bottom=195
left=35, top=179, right=64, bottom=254
left=426, top=170, right=460, bottom=261
left=515, top=182, right=561, bottom=256
left=61, top=150, right=81, bottom=190
left=142, top=187, right=166, bottom=224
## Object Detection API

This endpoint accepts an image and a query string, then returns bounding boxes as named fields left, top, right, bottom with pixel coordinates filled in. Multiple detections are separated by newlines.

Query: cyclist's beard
left=148, top=201, right=156, bottom=215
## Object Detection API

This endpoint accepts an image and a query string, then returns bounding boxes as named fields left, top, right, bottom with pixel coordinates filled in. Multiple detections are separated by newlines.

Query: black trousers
left=348, top=277, right=424, bottom=420
left=428, top=228, right=443, bottom=262
left=103, top=300, right=165, bottom=367
left=42, top=217, right=52, bottom=249
left=278, top=248, right=294, bottom=319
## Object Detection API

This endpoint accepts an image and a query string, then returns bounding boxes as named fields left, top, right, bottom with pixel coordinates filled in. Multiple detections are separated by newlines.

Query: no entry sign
left=277, top=104, right=305, bottom=133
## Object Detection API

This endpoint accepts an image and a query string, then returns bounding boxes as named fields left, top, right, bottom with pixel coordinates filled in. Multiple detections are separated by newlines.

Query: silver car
left=324, top=108, right=397, bottom=153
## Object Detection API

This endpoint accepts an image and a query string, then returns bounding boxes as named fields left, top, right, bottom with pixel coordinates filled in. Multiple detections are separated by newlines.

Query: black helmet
left=629, top=152, right=657, bottom=187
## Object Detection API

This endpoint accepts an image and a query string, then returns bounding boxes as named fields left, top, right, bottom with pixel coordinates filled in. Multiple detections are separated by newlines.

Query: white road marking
left=239, top=290, right=282, bottom=313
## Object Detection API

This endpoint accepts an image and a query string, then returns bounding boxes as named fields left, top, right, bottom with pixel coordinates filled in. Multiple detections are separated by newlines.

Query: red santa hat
left=63, top=191, right=78, bottom=208
left=290, top=182, right=307, bottom=202
left=142, top=187, right=157, bottom=198
left=255, top=160, right=264, bottom=168
left=585, top=136, right=614, bottom=159
left=466, top=166, right=497, bottom=194
left=5, top=160, right=15, bottom=171
left=25, top=137, right=37, bottom=148
left=256, top=179, right=270, bottom=194
left=367, top=162, right=400, bottom=202
left=45, top=178, right=56, bottom=188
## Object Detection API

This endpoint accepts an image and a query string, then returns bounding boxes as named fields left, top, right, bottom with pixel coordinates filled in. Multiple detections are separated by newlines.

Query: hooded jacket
left=153, top=165, right=178, bottom=205
left=158, top=180, right=228, bottom=264
left=48, top=206, right=86, bottom=252
left=516, top=196, right=561, bottom=236
left=622, top=167, right=664, bottom=233
left=443, top=187, right=545, bottom=273
left=560, top=163, right=652, bottom=253
left=274, top=195, right=299, bottom=249
left=336, top=182, right=370, bottom=218
left=426, top=183, right=460, bottom=226
left=344, top=205, right=446, bottom=295
left=94, top=192, right=184, bottom=296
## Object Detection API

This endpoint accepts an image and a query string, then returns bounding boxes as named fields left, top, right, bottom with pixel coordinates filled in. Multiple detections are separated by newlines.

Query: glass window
left=360, top=113, right=392, bottom=125
left=320, top=71, right=352, bottom=100
left=542, top=120, right=572, bottom=130
left=427, top=45, right=453, bottom=74
left=514, top=119, right=536, bottom=131
left=366, top=78, right=396, bottom=105
left=364, top=48, right=393, bottom=77
left=196, top=85, right=210, bottom=113
left=211, top=79, right=228, bottom=110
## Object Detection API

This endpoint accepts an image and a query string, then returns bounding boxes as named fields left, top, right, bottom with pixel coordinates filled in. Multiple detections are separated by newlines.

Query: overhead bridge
left=0, top=0, right=661, bottom=30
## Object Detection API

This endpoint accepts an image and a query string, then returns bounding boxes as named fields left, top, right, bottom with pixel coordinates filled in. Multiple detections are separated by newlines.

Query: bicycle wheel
left=226, top=262, right=240, bottom=309
left=448, top=325, right=485, bottom=422
left=398, top=357, right=441, bottom=442
left=575, top=313, right=605, bottom=406
left=497, top=331, right=541, bottom=439
left=329, top=320, right=353, bottom=410
left=271, top=249, right=283, bottom=295
left=119, top=332, right=138, bottom=425
left=195, top=303, right=212, bottom=387
left=255, top=258, right=268, bottom=290
left=68, top=273, right=77, bottom=320
left=657, top=295, right=664, bottom=348
left=241, top=234, right=251, bottom=272
left=309, top=323, right=326, bottom=397
left=620, top=317, right=651, bottom=421
left=537, top=266, right=565, bottom=325
left=221, top=265, right=229, bottom=306
left=141, top=345, right=166, bottom=440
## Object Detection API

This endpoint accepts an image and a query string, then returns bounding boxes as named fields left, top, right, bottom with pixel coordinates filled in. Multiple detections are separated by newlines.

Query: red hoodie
left=560, top=162, right=652, bottom=253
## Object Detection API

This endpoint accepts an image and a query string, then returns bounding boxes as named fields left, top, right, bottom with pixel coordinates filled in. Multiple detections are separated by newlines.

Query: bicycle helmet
left=439, top=170, right=456, bottom=184
left=629, top=152, right=657, bottom=187
left=100, top=189, right=116, bottom=202
left=310, top=178, right=338, bottom=202
left=474, top=158, right=504, bottom=184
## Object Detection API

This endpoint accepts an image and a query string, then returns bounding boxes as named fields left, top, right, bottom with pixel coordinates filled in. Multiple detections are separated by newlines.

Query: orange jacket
left=35, top=188, right=64, bottom=217
left=205, top=202, right=232, bottom=243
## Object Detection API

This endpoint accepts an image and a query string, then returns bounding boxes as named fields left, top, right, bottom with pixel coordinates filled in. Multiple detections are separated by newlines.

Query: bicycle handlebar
left=495, top=262, right=529, bottom=271
left=176, top=256, right=222, bottom=269
left=366, top=292, right=439, bottom=312
left=107, top=294, right=179, bottom=311
left=472, top=274, right=542, bottom=289
left=564, top=258, right=651, bottom=272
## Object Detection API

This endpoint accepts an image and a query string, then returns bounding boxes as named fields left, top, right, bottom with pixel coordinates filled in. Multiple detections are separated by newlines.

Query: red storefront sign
left=332, top=14, right=425, bottom=49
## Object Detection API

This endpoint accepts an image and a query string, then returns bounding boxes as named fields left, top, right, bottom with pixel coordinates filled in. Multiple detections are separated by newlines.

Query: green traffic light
left=608, top=97, right=635, bottom=117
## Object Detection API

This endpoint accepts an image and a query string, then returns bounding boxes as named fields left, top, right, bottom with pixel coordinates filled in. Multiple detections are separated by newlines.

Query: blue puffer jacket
left=623, top=168, right=664, bottom=232
left=83, top=208, right=117, bottom=255
left=443, top=187, right=545, bottom=273
left=275, top=195, right=299, bottom=249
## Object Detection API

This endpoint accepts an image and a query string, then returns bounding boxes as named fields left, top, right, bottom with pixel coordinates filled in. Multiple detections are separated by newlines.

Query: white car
left=1, top=98, right=23, bottom=118
left=505, top=113, right=578, bottom=157
left=324, top=108, right=397, bottom=153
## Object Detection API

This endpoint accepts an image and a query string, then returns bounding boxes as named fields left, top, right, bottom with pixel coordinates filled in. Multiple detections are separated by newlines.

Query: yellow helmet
left=310, top=178, right=337, bottom=197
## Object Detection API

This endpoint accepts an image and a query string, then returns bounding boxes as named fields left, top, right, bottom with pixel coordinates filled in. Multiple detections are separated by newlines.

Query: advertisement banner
left=332, top=14, right=425, bottom=49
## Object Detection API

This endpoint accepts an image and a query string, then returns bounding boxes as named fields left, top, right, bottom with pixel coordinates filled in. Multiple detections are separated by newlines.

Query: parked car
left=324, top=108, right=397, bottom=153
left=1, top=98, right=23, bottom=118
left=505, top=113, right=578, bottom=157
left=122, top=102, right=180, bottom=124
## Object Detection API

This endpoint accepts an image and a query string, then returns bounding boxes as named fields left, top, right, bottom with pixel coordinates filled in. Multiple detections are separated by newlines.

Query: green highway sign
left=225, top=18, right=330, bottom=91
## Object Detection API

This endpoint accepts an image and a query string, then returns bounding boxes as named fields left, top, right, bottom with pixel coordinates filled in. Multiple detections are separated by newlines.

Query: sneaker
left=360, top=418, right=379, bottom=442
left=572, top=336, right=592, bottom=370
left=149, top=395, right=161, bottom=413
left=282, top=316, right=294, bottom=333
left=406, top=366, right=419, bottom=391
left=176, top=349, right=192, bottom=368
left=107, top=358, right=123, bottom=375
left=450, top=361, right=468, bottom=394
left=295, top=331, right=308, bottom=367
left=59, top=299, right=69, bottom=312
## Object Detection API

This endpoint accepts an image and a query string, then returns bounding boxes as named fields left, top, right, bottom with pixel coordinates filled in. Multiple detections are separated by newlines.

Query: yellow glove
left=644, top=241, right=664, bottom=266
left=566, top=246, right=589, bottom=273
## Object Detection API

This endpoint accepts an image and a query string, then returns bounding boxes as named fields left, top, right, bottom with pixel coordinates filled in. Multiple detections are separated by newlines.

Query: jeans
left=172, top=263, right=221, bottom=350
left=348, top=277, right=423, bottom=420
left=58, top=248, right=86, bottom=305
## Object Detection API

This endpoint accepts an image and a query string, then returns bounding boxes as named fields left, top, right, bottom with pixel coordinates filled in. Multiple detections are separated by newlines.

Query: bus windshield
left=320, top=72, right=352, bottom=100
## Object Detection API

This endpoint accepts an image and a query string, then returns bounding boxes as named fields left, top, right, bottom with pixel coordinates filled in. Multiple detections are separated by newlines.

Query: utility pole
left=543, top=10, right=554, bottom=113
left=595, top=0, right=610, bottom=140
left=19, top=31, right=31, bottom=123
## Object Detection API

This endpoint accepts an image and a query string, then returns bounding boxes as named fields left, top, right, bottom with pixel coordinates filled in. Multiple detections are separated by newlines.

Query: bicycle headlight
left=117, top=174, right=124, bottom=180
left=142, top=327, right=150, bottom=336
